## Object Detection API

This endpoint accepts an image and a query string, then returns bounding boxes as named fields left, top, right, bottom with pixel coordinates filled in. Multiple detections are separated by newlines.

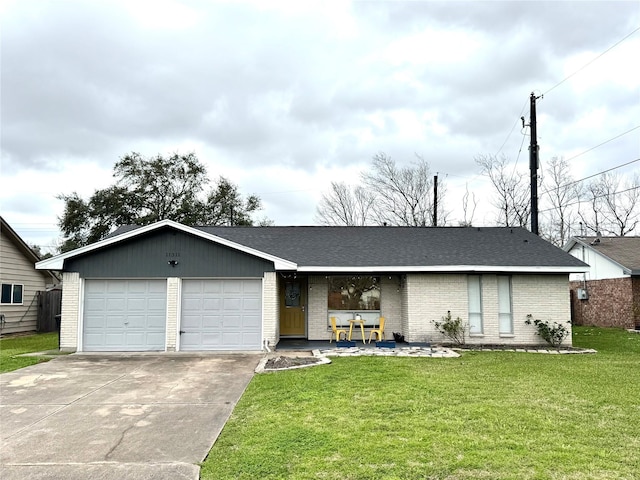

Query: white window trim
left=1, top=283, right=24, bottom=305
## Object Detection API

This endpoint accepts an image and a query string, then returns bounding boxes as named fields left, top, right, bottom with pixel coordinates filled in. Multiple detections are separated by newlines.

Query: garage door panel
left=202, top=298, right=221, bottom=310
left=224, top=298, right=242, bottom=310
left=203, top=282, right=222, bottom=294
left=106, top=282, right=127, bottom=294
left=83, top=280, right=166, bottom=352
left=243, top=298, right=261, bottom=311
left=106, top=298, right=126, bottom=311
left=202, top=315, right=221, bottom=328
left=222, top=281, right=242, bottom=294
left=182, top=298, right=202, bottom=310
left=242, top=282, right=261, bottom=294
left=181, top=279, right=262, bottom=351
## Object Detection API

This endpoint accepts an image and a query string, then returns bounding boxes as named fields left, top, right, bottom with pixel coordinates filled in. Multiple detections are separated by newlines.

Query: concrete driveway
left=0, top=353, right=261, bottom=480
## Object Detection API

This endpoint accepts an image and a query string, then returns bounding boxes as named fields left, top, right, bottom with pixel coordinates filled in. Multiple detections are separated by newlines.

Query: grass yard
left=0, top=332, right=60, bottom=373
left=203, top=327, right=640, bottom=480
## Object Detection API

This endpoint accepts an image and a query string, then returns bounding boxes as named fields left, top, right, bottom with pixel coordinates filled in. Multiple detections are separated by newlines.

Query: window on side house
left=498, top=275, right=513, bottom=334
left=467, top=275, right=483, bottom=334
left=1, top=284, right=23, bottom=305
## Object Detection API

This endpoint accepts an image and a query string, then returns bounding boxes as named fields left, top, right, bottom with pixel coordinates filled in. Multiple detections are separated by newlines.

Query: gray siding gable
left=65, top=228, right=275, bottom=278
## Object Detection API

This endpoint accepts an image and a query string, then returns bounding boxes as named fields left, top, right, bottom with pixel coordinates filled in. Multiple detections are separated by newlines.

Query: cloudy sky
left=2, top=0, right=639, bottom=252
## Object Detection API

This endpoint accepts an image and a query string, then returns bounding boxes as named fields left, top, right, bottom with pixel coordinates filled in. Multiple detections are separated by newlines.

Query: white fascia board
left=297, top=265, right=590, bottom=274
left=36, top=219, right=297, bottom=271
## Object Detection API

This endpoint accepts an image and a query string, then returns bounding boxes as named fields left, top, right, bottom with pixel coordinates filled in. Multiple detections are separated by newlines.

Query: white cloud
left=1, top=0, right=639, bottom=246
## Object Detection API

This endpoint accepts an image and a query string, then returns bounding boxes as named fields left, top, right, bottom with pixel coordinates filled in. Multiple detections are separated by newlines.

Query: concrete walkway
left=0, top=353, right=261, bottom=480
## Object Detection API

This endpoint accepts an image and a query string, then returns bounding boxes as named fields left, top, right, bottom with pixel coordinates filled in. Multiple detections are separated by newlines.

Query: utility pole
left=433, top=174, right=438, bottom=227
left=529, top=92, right=541, bottom=235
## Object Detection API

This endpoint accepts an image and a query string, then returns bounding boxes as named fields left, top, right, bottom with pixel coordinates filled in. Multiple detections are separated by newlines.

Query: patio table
left=348, top=318, right=366, bottom=342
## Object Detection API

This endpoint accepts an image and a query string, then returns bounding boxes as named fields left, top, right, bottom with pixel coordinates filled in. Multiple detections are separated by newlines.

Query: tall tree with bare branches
left=475, top=154, right=530, bottom=227
left=315, top=181, right=375, bottom=226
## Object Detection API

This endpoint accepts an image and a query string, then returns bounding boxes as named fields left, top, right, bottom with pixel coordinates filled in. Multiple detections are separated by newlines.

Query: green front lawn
left=0, top=332, right=59, bottom=373
left=203, top=327, right=640, bottom=480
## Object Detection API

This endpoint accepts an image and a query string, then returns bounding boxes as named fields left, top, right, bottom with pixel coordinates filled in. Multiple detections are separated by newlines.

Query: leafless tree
left=539, top=156, right=582, bottom=246
left=361, top=152, right=448, bottom=226
left=458, top=183, right=477, bottom=227
left=578, top=172, right=640, bottom=236
left=475, top=154, right=530, bottom=227
left=315, top=181, right=375, bottom=226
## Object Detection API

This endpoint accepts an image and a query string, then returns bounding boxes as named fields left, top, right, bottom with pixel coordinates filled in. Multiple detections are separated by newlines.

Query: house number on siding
left=166, top=252, right=181, bottom=258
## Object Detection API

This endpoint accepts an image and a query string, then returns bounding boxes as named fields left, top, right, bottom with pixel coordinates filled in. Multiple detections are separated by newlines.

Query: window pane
left=12, top=285, right=23, bottom=304
left=467, top=275, right=482, bottom=334
left=469, top=313, right=483, bottom=334
left=497, top=276, right=512, bottom=334
left=284, top=282, right=301, bottom=307
left=1, top=284, right=11, bottom=304
left=499, top=313, right=513, bottom=334
left=327, top=276, right=380, bottom=311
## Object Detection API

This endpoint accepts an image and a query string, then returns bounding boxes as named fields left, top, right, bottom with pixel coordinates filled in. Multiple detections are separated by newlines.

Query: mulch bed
left=263, top=355, right=324, bottom=370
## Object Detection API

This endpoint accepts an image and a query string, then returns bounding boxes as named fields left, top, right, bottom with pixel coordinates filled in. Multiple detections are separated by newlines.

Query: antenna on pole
left=528, top=92, right=542, bottom=235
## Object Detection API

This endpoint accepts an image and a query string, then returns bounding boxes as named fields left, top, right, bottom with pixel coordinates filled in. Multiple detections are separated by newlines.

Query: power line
left=538, top=184, right=640, bottom=214
left=494, top=99, right=529, bottom=158
left=543, top=25, right=640, bottom=96
left=563, top=125, right=640, bottom=164
left=538, top=158, right=640, bottom=198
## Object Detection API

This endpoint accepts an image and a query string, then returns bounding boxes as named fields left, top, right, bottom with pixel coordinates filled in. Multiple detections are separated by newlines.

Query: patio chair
left=368, top=317, right=386, bottom=343
left=330, top=317, right=347, bottom=343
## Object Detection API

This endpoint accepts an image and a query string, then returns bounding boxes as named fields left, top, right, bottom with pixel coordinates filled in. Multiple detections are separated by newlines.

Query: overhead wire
left=543, top=25, right=640, bottom=96
left=538, top=184, right=640, bottom=214
left=538, top=157, right=640, bottom=198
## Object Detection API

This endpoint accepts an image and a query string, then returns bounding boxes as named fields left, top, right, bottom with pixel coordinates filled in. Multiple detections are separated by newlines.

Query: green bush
left=525, top=314, right=570, bottom=348
left=433, top=311, right=466, bottom=345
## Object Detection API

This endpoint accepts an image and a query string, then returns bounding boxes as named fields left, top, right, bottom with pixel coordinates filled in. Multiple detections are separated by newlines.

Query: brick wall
left=380, top=275, right=403, bottom=338
left=263, top=272, right=278, bottom=347
left=570, top=277, right=638, bottom=329
left=166, top=278, right=179, bottom=351
left=307, top=275, right=329, bottom=340
left=60, top=272, right=80, bottom=351
left=404, top=273, right=571, bottom=346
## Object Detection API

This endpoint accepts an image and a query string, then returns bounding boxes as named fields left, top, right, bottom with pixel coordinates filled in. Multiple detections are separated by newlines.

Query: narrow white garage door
left=83, top=280, right=167, bottom=351
left=180, top=279, right=262, bottom=351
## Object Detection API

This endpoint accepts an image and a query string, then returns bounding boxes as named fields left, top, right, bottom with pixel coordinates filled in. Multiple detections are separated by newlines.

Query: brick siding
left=60, top=272, right=80, bottom=351
left=570, top=277, right=640, bottom=329
left=166, top=278, right=179, bottom=351
left=263, top=272, right=278, bottom=347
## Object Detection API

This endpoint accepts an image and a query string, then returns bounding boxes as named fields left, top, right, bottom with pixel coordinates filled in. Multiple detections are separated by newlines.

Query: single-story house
left=36, top=220, right=588, bottom=352
left=1, top=216, right=60, bottom=335
left=564, top=236, right=640, bottom=329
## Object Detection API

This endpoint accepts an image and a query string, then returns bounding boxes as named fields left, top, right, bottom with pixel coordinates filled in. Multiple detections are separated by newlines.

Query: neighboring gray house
left=1, top=216, right=59, bottom=335
left=36, top=220, right=588, bottom=352
left=564, top=236, right=640, bottom=329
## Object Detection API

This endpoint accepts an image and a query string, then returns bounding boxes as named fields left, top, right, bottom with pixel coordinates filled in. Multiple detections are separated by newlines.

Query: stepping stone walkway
left=315, top=346, right=459, bottom=358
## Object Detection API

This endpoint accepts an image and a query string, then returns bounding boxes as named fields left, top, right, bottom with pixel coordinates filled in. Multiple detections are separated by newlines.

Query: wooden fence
left=37, top=288, right=62, bottom=332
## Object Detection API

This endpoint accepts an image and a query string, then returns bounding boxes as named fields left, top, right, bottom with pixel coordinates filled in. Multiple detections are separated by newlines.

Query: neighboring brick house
left=37, top=220, right=588, bottom=352
left=0, top=216, right=60, bottom=335
left=564, top=236, right=640, bottom=329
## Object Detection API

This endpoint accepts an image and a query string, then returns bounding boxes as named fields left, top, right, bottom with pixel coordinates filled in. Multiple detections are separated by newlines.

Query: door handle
left=179, top=330, right=185, bottom=334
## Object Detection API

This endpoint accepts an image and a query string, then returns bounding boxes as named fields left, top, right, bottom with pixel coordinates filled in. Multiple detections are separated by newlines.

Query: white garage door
left=83, top=280, right=167, bottom=351
left=180, top=279, right=262, bottom=351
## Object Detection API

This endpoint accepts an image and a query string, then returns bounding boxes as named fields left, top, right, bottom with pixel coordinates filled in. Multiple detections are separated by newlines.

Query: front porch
left=275, top=273, right=403, bottom=344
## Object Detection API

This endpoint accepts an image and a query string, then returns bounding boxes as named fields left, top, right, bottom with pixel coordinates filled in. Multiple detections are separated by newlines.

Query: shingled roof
left=39, top=221, right=588, bottom=273
left=566, top=236, right=640, bottom=275
left=196, top=225, right=587, bottom=270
